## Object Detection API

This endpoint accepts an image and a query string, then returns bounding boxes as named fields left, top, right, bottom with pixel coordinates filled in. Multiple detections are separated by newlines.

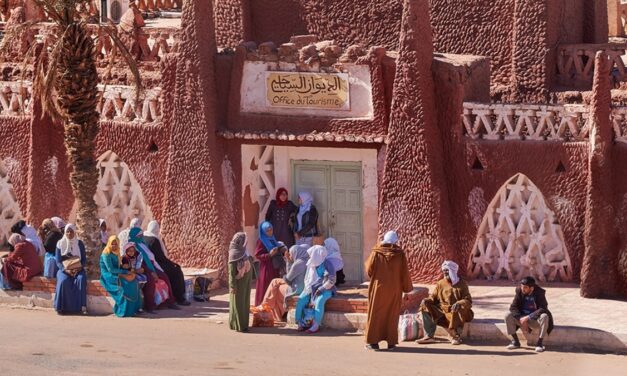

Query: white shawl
left=57, top=224, right=81, bottom=258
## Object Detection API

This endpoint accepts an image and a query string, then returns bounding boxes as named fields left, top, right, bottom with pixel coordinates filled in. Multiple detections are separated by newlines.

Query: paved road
left=0, top=306, right=623, bottom=376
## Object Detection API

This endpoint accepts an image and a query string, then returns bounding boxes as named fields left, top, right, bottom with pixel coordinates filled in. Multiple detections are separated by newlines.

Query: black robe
left=144, top=236, right=187, bottom=304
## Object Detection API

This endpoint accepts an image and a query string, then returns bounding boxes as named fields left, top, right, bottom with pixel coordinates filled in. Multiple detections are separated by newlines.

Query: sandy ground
left=0, top=306, right=624, bottom=376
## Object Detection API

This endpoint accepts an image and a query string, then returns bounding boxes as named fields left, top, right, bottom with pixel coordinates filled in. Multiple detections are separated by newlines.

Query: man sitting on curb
left=416, top=260, right=474, bottom=345
left=504, top=276, right=554, bottom=353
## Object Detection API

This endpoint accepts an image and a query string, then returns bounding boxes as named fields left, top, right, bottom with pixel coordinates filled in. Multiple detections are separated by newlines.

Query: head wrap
left=441, top=260, right=460, bottom=286
left=296, top=192, right=314, bottom=231
left=228, top=232, right=248, bottom=263
left=275, top=188, right=289, bottom=208
left=129, top=218, right=142, bottom=230
left=258, top=221, right=279, bottom=253
left=145, top=220, right=169, bottom=258
left=58, top=224, right=81, bottom=257
left=99, top=219, right=109, bottom=245
left=10, top=220, right=26, bottom=235
left=129, top=228, right=161, bottom=272
left=383, top=231, right=398, bottom=245
left=304, top=245, right=328, bottom=293
left=323, top=238, right=344, bottom=271
left=520, top=276, right=536, bottom=287
left=51, top=217, right=66, bottom=231
left=102, top=235, right=121, bottom=265
left=8, top=233, right=25, bottom=246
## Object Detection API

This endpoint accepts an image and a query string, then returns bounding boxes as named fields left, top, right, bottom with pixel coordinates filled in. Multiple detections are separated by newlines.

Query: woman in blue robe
left=54, top=224, right=88, bottom=315
left=99, top=235, right=141, bottom=317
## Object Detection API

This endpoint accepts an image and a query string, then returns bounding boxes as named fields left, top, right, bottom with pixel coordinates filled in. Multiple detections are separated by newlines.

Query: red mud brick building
left=0, top=0, right=625, bottom=298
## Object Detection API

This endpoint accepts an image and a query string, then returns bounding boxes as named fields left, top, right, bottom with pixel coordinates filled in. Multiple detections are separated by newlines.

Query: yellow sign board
left=265, top=72, right=350, bottom=110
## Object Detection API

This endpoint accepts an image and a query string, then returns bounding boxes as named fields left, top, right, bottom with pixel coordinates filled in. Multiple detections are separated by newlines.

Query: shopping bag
left=154, top=278, right=170, bottom=306
left=398, top=310, right=422, bottom=342
left=252, top=304, right=275, bottom=327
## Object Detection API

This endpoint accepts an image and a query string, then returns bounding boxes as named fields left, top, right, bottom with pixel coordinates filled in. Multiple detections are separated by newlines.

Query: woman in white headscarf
left=99, top=219, right=109, bottom=250
left=144, top=220, right=190, bottom=305
left=53, top=224, right=88, bottom=315
left=11, top=220, right=45, bottom=256
left=118, top=217, right=142, bottom=250
left=293, top=245, right=337, bottom=333
left=324, top=238, right=346, bottom=286
left=293, top=192, right=319, bottom=247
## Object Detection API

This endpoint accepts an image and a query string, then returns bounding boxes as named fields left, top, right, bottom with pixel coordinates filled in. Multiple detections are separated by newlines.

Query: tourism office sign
left=265, top=72, right=351, bottom=111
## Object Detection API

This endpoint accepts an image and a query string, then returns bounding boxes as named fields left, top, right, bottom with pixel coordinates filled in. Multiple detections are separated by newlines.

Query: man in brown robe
left=416, top=260, right=473, bottom=345
left=364, top=231, right=413, bottom=351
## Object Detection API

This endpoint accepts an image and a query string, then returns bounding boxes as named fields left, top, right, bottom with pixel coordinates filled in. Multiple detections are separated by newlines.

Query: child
left=121, top=242, right=147, bottom=286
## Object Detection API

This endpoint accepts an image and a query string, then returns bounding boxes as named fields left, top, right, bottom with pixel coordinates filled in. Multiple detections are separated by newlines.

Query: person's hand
left=420, top=298, right=429, bottom=309
left=269, top=248, right=278, bottom=256
left=230, top=288, right=237, bottom=295
left=451, top=302, right=460, bottom=312
left=137, top=267, right=144, bottom=274
left=520, top=315, right=530, bottom=332
left=122, top=264, right=130, bottom=270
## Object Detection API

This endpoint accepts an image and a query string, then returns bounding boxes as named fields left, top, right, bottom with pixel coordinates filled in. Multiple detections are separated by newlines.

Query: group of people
left=228, top=188, right=345, bottom=333
left=0, top=216, right=190, bottom=318
left=364, top=232, right=553, bottom=352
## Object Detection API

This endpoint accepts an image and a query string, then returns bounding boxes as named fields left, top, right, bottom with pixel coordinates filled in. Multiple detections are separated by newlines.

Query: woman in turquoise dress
left=99, top=235, right=141, bottom=317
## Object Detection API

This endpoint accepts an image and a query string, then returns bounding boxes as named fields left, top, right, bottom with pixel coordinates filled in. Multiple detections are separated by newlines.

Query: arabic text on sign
left=265, top=72, right=350, bottom=110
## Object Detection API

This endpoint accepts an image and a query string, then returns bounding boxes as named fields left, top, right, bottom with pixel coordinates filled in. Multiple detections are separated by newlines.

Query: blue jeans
left=295, top=289, right=333, bottom=326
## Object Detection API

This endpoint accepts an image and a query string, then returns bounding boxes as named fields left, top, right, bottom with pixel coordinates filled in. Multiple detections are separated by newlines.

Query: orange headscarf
left=102, top=235, right=121, bottom=266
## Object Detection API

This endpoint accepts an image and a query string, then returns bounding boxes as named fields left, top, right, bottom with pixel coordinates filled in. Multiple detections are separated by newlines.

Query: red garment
left=2, top=241, right=43, bottom=289
left=142, top=267, right=175, bottom=311
left=254, top=239, right=281, bottom=306
left=275, top=188, right=288, bottom=208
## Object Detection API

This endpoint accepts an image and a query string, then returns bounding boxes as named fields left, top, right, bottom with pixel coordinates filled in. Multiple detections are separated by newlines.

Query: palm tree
left=1, top=1, right=140, bottom=275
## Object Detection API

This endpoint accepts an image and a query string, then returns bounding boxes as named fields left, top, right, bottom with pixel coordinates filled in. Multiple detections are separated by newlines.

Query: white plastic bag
left=398, top=311, right=422, bottom=341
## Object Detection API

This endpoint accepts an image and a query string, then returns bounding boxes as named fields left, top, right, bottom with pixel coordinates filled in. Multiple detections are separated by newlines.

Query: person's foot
left=81, top=306, right=88, bottom=315
left=297, top=320, right=307, bottom=332
left=387, top=344, right=397, bottom=351
left=450, top=335, right=462, bottom=345
left=241, top=328, right=249, bottom=333
left=534, top=345, right=545, bottom=353
left=506, top=340, right=521, bottom=350
left=168, top=303, right=181, bottom=310
left=177, top=300, right=191, bottom=306
left=306, top=322, right=320, bottom=333
left=416, top=336, right=436, bottom=344
left=146, top=309, right=157, bottom=314
left=365, top=344, right=380, bottom=351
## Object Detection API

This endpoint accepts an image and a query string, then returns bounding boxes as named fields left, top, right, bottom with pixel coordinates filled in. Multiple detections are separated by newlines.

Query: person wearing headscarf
left=364, top=231, right=413, bottom=351
left=54, top=224, right=88, bottom=315
left=259, top=244, right=310, bottom=321
left=38, top=218, right=63, bottom=278
left=0, top=234, right=43, bottom=290
left=294, top=245, right=337, bottom=333
left=99, top=219, right=109, bottom=250
left=118, top=217, right=142, bottom=250
left=99, top=235, right=141, bottom=317
left=293, top=192, right=319, bottom=247
left=324, top=238, right=346, bottom=286
left=50, top=217, right=66, bottom=232
left=417, top=260, right=474, bottom=345
left=265, top=188, right=298, bottom=248
left=11, top=220, right=45, bottom=256
left=254, top=221, right=286, bottom=306
left=144, top=220, right=190, bottom=305
left=128, top=227, right=178, bottom=312
left=228, top=232, right=254, bottom=332
left=121, top=242, right=148, bottom=286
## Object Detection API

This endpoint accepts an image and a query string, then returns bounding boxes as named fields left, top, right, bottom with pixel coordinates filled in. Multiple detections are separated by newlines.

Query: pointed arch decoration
left=467, top=173, right=573, bottom=282
left=0, top=160, right=22, bottom=246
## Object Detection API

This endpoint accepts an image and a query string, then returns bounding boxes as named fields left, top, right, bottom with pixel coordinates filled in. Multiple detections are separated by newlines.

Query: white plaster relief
left=611, top=107, right=627, bottom=143
left=467, top=173, right=573, bottom=282
left=0, top=160, right=22, bottom=246
left=0, top=81, right=32, bottom=116
left=462, top=102, right=590, bottom=141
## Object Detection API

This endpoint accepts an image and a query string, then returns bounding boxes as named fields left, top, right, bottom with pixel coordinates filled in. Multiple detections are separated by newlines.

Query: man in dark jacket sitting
left=504, top=276, right=554, bottom=352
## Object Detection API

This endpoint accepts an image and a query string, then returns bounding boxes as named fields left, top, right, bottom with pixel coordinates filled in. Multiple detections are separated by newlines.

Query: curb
left=287, top=310, right=627, bottom=354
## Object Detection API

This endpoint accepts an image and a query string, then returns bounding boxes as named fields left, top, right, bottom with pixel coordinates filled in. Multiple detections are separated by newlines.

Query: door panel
left=293, top=164, right=329, bottom=236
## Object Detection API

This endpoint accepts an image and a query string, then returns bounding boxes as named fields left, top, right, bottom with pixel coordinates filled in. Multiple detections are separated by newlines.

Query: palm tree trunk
left=56, top=22, right=101, bottom=277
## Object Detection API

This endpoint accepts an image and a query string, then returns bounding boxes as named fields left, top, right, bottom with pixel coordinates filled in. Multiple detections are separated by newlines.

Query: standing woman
left=228, top=232, right=253, bottom=332
left=254, top=222, right=284, bottom=306
left=99, top=235, right=141, bottom=317
left=265, top=188, right=298, bottom=248
left=144, top=220, right=190, bottom=305
left=54, top=224, right=88, bottom=315
left=294, top=192, right=319, bottom=247
left=38, top=219, right=63, bottom=278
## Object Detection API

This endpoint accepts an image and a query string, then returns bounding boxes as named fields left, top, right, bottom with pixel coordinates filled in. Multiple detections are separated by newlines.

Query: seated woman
left=324, top=238, right=346, bottom=286
left=0, top=234, right=43, bottom=290
left=144, top=220, right=190, bottom=305
left=260, top=244, right=309, bottom=321
left=294, top=245, right=337, bottom=333
left=121, top=243, right=148, bottom=286
left=128, top=228, right=178, bottom=313
left=11, top=220, right=44, bottom=256
left=38, top=219, right=63, bottom=278
left=54, top=224, right=88, bottom=315
left=99, top=236, right=141, bottom=317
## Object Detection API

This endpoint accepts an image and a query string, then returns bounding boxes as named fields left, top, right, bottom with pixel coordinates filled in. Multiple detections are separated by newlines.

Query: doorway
left=292, top=160, right=363, bottom=282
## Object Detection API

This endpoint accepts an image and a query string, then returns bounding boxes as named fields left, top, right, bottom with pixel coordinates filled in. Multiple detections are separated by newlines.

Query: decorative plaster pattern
left=0, top=160, right=22, bottom=246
